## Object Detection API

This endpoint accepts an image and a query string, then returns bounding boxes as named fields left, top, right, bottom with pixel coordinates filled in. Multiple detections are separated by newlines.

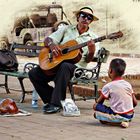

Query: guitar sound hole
left=61, top=48, right=69, bottom=55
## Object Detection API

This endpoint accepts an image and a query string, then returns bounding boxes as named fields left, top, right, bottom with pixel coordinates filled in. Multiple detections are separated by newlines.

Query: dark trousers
left=29, top=62, right=77, bottom=106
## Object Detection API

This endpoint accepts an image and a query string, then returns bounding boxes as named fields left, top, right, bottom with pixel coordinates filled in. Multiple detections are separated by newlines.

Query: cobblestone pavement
left=0, top=55, right=140, bottom=140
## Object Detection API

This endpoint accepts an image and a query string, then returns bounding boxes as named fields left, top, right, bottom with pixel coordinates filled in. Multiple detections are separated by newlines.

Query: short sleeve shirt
left=49, top=25, right=100, bottom=67
left=101, top=79, right=134, bottom=114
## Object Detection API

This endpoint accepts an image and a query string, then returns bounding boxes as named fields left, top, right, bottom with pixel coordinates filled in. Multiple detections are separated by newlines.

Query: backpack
left=0, top=49, right=18, bottom=72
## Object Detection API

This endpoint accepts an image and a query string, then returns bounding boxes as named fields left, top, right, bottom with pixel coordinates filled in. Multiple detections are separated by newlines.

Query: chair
left=68, top=47, right=110, bottom=101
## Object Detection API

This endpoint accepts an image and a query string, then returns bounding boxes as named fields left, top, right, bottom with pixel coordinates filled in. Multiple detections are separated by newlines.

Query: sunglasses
left=79, top=12, right=94, bottom=21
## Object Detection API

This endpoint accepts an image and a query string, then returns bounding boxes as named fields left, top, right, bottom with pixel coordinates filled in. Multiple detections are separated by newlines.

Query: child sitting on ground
left=93, top=58, right=137, bottom=128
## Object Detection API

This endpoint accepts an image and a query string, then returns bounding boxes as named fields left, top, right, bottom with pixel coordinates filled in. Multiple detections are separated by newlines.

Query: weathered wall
left=0, top=0, right=140, bottom=53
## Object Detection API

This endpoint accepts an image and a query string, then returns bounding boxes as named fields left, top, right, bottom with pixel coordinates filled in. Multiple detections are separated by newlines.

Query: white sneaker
left=32, top=100, right=38, bottom=108
left=121, top=121, right=129, bottom=128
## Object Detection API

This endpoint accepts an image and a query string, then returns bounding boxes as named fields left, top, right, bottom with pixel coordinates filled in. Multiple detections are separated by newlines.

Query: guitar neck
left=68, top=35, right=107, bottom=52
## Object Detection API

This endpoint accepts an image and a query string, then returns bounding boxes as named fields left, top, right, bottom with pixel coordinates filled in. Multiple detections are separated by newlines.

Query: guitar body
left=39, top=40, right=82, bottom=75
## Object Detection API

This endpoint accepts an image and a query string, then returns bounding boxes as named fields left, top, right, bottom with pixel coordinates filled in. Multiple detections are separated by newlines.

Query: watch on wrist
left=48, top=41, right=52, bottom=46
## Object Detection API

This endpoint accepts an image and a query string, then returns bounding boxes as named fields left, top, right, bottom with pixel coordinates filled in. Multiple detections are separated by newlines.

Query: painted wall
left=0, top=0, right=140, bottom=53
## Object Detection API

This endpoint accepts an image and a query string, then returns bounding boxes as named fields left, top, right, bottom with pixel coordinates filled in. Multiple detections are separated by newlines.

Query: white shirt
left=101, top=79, right=134, bottom=114
left=49, top=25, right=100, bottom=67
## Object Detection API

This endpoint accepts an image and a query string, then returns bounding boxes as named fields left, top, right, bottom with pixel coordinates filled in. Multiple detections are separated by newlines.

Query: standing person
left=29, top=6, right=100, bottom=114
left=93, top=58, right=137, bottom=128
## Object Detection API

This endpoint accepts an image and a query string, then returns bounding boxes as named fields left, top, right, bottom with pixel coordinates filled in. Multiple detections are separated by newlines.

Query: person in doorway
left=29, top=6, right=100, bottom=114
left=93, top=58, right=137, bottom=128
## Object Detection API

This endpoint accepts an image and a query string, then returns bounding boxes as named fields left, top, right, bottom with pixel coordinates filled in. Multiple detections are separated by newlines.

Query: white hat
left=74, top=6, right=99, bottom=21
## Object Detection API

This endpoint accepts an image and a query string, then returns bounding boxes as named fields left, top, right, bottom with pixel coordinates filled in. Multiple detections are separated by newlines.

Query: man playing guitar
left=29, top=6, right=100, bottom=114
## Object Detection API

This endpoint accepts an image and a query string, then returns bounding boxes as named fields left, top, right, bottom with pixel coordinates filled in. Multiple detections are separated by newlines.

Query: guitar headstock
left=107, top=31, right=123, bottom=40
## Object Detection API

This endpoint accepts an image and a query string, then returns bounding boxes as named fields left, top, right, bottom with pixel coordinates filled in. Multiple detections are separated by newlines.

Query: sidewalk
left=0, top=89, right=140, bottom=140
left=0, top=55, right=140, bottom=140
left=0, top=90, right=140, bottom=140
left=17, top=55, right=140, bottom=76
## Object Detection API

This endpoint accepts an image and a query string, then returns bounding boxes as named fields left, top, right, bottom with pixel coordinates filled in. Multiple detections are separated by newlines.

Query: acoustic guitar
left=39, top=31, right=123, bottom=75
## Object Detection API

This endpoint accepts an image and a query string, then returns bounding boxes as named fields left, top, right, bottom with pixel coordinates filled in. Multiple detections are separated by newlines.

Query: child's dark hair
left=110, top=58, right=126, bottom=76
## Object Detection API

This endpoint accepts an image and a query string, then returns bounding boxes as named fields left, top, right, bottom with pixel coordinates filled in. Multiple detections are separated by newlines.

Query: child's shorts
left=95, top=103, right=134, bottom=123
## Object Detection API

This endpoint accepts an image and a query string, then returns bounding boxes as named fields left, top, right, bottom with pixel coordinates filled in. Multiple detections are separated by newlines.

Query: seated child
left=93, top=58, right=137, bottom=128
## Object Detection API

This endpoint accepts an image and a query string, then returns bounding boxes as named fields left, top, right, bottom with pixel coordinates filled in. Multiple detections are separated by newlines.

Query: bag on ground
left=61, top=98, right=80, bottom=117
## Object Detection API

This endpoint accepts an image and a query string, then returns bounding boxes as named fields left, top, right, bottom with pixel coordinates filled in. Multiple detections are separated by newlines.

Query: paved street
left=17, top=55, right=140, bottom=76
left=0, top=55, right=140, bottom=140
left=0, top=90, right=140, bottom=140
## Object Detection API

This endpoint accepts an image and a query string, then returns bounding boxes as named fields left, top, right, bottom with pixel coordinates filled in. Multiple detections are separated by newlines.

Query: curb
left=111, top=53, right=140, bottom=58
left=73, top=74, right=140, bottom=100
